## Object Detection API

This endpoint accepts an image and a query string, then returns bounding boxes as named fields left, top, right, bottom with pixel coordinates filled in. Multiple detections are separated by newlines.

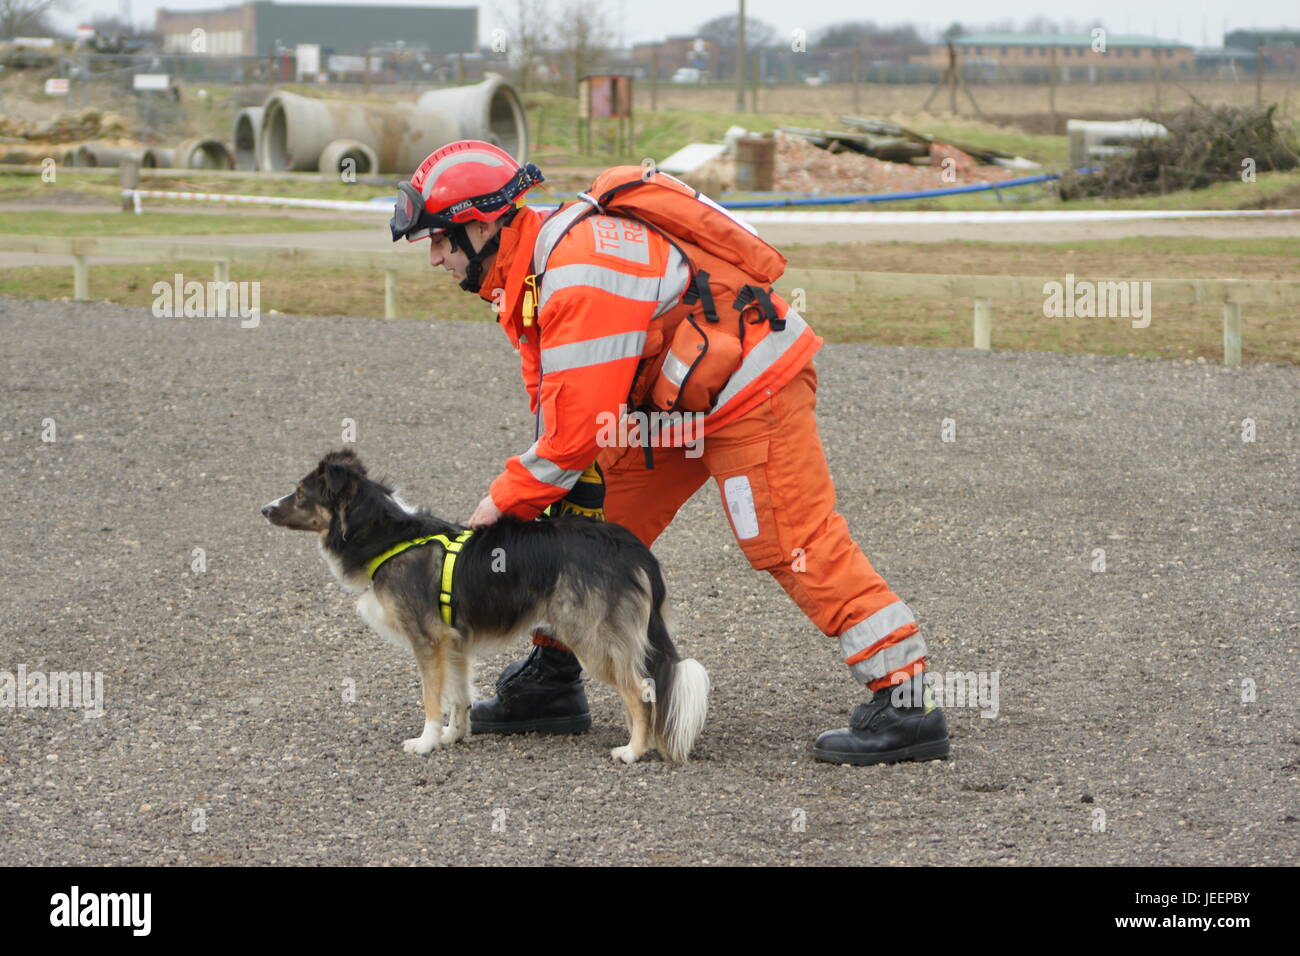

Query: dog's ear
left=321, top=448, right=367, bottom=477
left=315, top=460, right=360, bottom=543
left=321, top=463, right=354, bottom=500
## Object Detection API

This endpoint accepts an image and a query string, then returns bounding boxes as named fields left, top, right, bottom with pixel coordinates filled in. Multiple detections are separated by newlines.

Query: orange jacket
left=478, top=201, right=822, bottom=520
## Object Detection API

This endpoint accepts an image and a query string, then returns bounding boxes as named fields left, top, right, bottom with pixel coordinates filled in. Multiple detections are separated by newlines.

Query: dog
left=261, top=450, right=709, bottom=764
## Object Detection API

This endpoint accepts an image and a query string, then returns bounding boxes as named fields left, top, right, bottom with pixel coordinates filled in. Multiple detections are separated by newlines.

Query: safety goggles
left=390, top=181, right=441, bottom=243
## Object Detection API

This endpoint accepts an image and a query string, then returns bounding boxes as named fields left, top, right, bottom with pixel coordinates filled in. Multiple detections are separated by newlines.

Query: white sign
left=326, top=54, right=380, bottom=74
left=44, top=78, right=70, bottom=95
left=75, top=26, right=96, bottom=41
left=296, top=43, right=320, bottom=79
left=133, top=73, right=172, bottom=91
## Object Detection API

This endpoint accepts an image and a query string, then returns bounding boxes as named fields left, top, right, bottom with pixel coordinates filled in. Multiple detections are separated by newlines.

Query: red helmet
left=390, top=140, right=543, bottom=243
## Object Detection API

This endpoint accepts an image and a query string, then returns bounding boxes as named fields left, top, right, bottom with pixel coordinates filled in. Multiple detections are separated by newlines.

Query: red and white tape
left=123, top=189, right=1300, bottom=224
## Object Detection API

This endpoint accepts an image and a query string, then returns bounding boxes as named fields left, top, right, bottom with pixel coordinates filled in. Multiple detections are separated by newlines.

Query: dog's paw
left=610, top=745, right=639, bottom=765
left=402, top=734, right=439, bottom=756
left=440, top=725, right=466, bottom=746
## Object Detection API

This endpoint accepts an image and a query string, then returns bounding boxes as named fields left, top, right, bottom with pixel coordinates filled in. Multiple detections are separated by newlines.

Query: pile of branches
left=1058, top=102, right=1299, bottom=200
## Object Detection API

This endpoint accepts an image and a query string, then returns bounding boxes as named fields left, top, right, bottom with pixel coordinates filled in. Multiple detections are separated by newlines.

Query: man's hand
left=468, top=493, right=503, bottom=528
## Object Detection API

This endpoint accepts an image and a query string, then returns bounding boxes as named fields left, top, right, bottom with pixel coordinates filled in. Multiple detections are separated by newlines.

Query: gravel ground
left=0, top=295, right=1296, bottom=866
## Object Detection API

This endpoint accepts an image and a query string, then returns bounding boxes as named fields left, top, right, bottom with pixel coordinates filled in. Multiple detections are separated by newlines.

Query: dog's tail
left=643, top=569, right=709, bottom=763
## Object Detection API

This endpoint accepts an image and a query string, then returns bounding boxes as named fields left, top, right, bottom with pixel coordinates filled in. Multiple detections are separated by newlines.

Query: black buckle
left=732, top=284, right=785, bottom=332
left=682, top=270, right=720, bottom=323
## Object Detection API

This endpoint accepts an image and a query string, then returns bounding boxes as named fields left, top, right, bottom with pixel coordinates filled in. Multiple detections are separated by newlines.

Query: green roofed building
left=156, top=1, right=477, bottom=57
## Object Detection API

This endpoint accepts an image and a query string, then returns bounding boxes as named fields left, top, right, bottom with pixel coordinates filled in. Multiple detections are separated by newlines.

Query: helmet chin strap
left=448, top=207, right=518, bottom=293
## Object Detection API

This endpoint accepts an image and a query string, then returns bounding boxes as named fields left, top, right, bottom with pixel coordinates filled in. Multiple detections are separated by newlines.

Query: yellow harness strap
left=364, top=529, right=475, bottom=626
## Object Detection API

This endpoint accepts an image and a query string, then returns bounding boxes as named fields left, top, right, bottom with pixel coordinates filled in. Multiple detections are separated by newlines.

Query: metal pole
left=735, top=0, right=746, bottom=112
left=1049, top=45, right=1057, bottom=126
left=1154, top=48, right=1163, bottom=108
left=852, top=48, right=861, bottom=113
left=650, top=48, right=658, bottom=110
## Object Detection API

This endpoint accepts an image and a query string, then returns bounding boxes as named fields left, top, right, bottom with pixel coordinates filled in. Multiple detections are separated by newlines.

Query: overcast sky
left=50, top=0, right=1300, bottom=48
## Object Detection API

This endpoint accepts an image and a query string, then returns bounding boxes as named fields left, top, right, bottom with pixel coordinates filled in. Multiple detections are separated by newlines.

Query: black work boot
left=470, top=644, right=592, bottom=735
left=812, top=676, right=951, bottom=765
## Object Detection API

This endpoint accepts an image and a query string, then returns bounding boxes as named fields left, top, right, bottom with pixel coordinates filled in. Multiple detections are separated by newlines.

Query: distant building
left=919, top=33, right=1193, bottom=81
left=631, top=35, right=721, bottom=80
left=155, top=1, right=477, bottom=57
left=1224, top=29, right=1300, bottom=71
left=1193, top=45, right=1261, bottom=75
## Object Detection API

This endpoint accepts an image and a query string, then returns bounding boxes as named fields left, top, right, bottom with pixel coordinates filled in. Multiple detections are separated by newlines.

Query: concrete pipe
left=232, top=107, right=263, bottom=170
left=174, top=138, right=235, bottom=170
left=318, top=138, right=379, bottom=178
left=73, top=142, right=143, bottom=167
left=416, top=73, right=528, bottom=161
left=259, top=74, right=528, bottom=174
left=141, top=147, right=175, bottom=168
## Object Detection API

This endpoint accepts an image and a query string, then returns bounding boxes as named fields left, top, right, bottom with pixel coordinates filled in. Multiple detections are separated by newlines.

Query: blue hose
left=717, top=172, right=1064, bottom=209
left=372, top=170, right=1096, bottom=212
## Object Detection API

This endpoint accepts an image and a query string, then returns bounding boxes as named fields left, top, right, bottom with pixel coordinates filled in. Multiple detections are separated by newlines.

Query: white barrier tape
left=123, top=189, right=1300, bottom=226
left=735, top=208, right=1300, bottom=224
left=125, top=189, right=390, bottom=215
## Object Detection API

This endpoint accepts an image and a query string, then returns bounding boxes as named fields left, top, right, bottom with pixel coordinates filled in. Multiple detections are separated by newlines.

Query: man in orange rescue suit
left=389, top=140, right=950, bottom=765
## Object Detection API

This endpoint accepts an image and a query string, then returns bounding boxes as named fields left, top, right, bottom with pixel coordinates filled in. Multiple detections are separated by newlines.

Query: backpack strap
left=732, top=284, right=786, bottom=332
left=682, top=270, right=721, bottom=324
left=533, top=194, right=603, bottom=283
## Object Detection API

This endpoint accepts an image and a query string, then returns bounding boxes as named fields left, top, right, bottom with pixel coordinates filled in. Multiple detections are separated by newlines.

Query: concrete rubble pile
left=773, top=130, right=1019, bottom=193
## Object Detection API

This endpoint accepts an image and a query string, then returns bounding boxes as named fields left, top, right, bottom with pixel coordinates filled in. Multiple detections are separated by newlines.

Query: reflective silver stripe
left=654, top=246, right=691, bottom=318
left=708, top=307, right=810, bottom=415
left=838, top=601, right=918, bottom=662
left=421, top=150, right=506, bottom=200
left=661, top=352, right=690, bottom=387
left=518, top=441, right=584, bottom=490
left=533, top=202, right=591, bottom=273
left=845, top=633, right=929, bottom=684
left=541, top=331, right=647, bottom=375
left=538, top=263, right=664, bottom=312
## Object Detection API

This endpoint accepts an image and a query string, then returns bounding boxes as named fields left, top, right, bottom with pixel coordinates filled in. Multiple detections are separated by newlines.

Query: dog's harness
left=364, top=530, right=475, bottom=626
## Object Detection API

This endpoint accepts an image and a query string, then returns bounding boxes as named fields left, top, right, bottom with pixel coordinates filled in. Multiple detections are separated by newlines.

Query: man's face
left=427, top=220, right=496, bottom=283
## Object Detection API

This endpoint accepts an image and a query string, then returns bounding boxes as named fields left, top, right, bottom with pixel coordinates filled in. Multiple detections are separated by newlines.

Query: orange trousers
left=597, top=362, right=928, bottom=689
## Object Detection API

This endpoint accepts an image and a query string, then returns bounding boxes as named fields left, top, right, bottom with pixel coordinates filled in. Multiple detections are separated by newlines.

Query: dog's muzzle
left=261, top=495, right=289, bottom=523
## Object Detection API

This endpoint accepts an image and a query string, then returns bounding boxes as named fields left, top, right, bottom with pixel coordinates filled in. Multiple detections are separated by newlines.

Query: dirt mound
left=0, top=108, right=132, bottom=144
left=773, top=129, right=1015, bottom=194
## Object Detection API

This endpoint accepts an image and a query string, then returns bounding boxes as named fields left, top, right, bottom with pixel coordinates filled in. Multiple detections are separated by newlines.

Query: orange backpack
left=538, top=165, right=790, bottom=413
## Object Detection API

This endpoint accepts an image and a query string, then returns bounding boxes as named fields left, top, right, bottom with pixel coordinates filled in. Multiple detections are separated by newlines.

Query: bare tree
left=695, top=12, right=777, bottom=50
left=555, top=0, right=612, bottom=88
left=816, top=21, right=924, bottom=50
left=494, top=0, right=555, bottom=93
left=1022, top=16, right=1061, bottom=35
left=0, top=0, right=69, bottom=36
